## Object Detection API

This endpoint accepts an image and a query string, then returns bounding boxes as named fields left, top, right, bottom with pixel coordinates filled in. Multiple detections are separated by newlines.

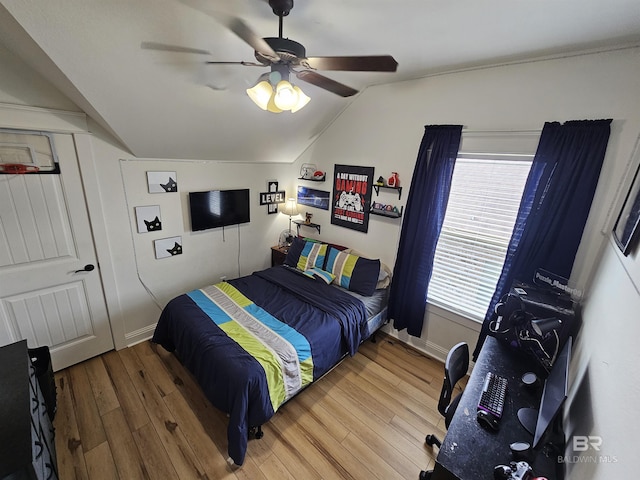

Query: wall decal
left=154, top=236, right=182, bottom=259
left=147, top=171, right=177, bottom=193
left=135, top=205, right=162, bottom=233
left=261, top=181, right=284, bottom=214
left=331, top=164, right=374, bottom=233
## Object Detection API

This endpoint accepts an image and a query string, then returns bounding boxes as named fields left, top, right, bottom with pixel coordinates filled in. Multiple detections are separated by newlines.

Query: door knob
left=74, top=264, right=95, bottom=273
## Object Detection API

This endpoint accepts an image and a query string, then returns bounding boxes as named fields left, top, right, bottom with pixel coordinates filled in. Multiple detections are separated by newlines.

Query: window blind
left=428, top=156, right=532, bottom=321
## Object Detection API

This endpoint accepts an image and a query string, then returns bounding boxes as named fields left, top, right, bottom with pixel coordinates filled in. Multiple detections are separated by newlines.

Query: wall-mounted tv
left=189, top=189, right=250, bottom=231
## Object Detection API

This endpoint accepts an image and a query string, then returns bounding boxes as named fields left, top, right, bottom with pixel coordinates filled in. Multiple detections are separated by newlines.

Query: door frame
left=0, top=102, right=126, bottom=350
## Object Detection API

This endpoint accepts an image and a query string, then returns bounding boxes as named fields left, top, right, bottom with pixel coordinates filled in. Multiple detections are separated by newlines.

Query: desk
left=432, top=336, right=564, bottom=480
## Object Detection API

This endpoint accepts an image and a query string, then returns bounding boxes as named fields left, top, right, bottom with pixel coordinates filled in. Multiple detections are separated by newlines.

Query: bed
left=151, top=239, right=390, bottom=466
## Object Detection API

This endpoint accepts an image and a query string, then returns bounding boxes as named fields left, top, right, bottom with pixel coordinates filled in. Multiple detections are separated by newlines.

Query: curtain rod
left=461, top=129, right=541, bottom=135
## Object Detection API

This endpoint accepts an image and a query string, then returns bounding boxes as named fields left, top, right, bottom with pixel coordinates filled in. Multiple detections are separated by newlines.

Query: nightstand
left=271, top=245, right=289, bottom=267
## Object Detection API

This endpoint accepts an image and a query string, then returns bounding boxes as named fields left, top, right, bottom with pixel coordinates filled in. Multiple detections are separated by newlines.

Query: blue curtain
left=388, top=125, right=463, bottom=337
left=473, top=119, right=612, bottom=359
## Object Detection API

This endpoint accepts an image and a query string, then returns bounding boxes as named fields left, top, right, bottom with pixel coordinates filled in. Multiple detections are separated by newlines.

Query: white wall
left=295, top=46, right=640, bottom=362
left=78, top=125, right=298, bottom=347
left=563, top=235, right=640, bottom=479
left=296, top=46, right=640, bottom=479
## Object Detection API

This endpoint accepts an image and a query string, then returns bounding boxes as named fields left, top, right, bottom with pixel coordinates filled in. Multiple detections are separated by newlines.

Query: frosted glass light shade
left=246, top=80, right=273, bottom=110
left=266, top=92, right=283, bottom=113
left=291, top=86, right=310, bottom=113
left=274, top=80, right=299, bottom=110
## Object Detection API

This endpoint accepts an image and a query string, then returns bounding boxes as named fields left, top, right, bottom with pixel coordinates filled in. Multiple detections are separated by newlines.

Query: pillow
left=324, top=247, right=380, bottom=296
left=346, top=248, right=392, bottom=289
left=283, top=237, right=327, bottom=271
left=302, top=267, right=336, bottom=285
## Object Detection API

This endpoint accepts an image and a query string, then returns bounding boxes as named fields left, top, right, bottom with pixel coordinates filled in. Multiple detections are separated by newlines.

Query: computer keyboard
left=477, top=371, right=508, bottom=419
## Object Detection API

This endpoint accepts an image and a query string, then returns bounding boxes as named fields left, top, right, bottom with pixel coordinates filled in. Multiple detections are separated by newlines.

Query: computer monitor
left=517, top=336, right=572, bottom=448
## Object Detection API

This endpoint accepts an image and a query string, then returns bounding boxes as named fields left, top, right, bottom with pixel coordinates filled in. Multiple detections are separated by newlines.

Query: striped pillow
left=297, top=241, right=327, bottom=271
left=302, top=267, right=336, bottom=284
left=325, top=247, right=380, bottom=296
left=284, top=237, right=328, bottom=271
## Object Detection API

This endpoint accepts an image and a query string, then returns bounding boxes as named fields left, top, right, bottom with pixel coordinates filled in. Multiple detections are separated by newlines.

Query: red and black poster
left=331, top=164, right=374, bottom=233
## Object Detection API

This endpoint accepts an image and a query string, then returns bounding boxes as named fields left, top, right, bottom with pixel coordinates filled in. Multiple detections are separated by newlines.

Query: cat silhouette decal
left=144, top=216, right=162, bottom=231
left=167, top=242, right=182, bottom=256
left=160, top=177, right=177, bottom=192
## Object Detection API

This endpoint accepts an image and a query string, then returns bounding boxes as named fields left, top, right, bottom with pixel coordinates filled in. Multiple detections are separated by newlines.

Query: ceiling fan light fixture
left=273, top=79, right=299, bottom=110
left=246, top=75, right=273, bottom=110
left=291, top=85, right=310, bottom=113
left=266, top=91, right=283, bottom=113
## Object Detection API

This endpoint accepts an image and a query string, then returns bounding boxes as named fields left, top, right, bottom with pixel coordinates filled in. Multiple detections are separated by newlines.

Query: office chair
left=419, top=342, right=469, bottom=480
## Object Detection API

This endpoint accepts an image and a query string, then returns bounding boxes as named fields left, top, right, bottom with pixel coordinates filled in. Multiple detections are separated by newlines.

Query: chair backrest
left=436, top=342, right=469, bottom=418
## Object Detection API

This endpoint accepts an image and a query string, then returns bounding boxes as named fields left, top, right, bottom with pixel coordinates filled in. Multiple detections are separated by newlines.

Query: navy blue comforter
left=151, top=266, right=368, bottom=465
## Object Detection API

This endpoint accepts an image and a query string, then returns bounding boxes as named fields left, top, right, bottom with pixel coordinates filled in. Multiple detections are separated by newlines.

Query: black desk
left=432, top=336, right=564, bottom=480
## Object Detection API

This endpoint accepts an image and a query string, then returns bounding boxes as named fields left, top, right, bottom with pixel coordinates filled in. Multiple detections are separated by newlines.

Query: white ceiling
left=1, top=0, right=639, bottom=162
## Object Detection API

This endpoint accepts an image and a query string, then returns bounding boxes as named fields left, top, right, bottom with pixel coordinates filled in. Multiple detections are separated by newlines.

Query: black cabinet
left=1, top=340, right=58, bottom=480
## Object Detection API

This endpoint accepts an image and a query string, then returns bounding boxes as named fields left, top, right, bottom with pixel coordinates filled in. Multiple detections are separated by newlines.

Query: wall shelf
left=373, top=184, right=402, bottom=199
left=293, top=219, right=321, bottom=235
left=370, top=206, right=403, bottom=219
left=297, top=176, right=326, bottom=182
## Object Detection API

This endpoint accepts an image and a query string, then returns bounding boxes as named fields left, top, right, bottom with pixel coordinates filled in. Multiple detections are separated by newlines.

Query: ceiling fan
left=142, top=0, right=398, bottom=112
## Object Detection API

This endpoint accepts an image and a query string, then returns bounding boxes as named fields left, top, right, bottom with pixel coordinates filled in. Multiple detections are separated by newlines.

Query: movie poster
left=331, top=164, right=374, bottom=233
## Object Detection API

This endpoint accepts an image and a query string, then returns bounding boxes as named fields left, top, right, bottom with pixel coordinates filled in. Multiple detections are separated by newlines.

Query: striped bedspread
left=152, top=266, right=368, bottom=466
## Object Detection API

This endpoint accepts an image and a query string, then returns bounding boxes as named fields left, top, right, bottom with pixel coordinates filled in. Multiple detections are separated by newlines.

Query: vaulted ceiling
left=1, top=0, right=639, bottom=162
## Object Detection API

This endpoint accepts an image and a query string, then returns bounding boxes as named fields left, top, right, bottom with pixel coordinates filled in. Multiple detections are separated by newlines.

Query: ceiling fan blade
left=227, top=17, right=281, bottom=62
left=206, top=61, right=266, bottom=67
left=295, top=70, right=358, bottom=97
left=304, top=55, right=398, bottom=72
left=141, top=41, right=211, bottom=55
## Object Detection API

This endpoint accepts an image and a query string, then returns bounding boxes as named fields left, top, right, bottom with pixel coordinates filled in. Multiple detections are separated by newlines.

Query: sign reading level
left=259, top=190, right=286, bottom=205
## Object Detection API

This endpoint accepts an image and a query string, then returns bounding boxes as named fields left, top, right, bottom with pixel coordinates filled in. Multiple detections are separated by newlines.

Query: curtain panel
left=473, top=119, right=612, bottom=359
left=388, top=125, right=463, bottom=337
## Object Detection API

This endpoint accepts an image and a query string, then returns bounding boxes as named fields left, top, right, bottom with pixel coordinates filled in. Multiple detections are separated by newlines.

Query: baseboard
left=124, top=324, right=156, bottom=348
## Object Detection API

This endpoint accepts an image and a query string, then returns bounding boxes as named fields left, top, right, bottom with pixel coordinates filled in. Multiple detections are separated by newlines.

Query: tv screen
left=189, top=189, right=250, bottom=231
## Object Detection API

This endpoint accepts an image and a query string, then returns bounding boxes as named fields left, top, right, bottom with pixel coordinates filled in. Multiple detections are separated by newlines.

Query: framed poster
left=135, top=205, right=162, bottom=233
left=297, top=185, right=330, bottom=210
left=331, top=164, right=374, bottom=233
left=147, top=171, right=177, bottom=193
left=154, top=236, right=182, bottom=259
left=613, top=161, right=640, bottom=255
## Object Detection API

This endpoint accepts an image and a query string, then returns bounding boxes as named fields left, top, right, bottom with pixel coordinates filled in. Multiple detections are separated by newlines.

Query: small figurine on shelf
left=376, top=176, right=385, bottom=186
left=305, top=212, right=313, bottom=224
left=313, top=170, right=326, bottom=181
left=388, top=172, right=400, bottom=188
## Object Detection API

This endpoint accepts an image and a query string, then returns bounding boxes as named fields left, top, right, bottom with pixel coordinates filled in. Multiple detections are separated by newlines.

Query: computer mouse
left=477, top=410, right=500, bottom=431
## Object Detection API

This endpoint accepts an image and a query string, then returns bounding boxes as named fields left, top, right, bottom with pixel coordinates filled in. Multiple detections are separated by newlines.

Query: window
left=427, top=154, right=533, bottom=321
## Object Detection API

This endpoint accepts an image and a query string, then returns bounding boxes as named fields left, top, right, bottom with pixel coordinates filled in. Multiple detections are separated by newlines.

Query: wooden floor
left=53, top=334, right=459, bottom=480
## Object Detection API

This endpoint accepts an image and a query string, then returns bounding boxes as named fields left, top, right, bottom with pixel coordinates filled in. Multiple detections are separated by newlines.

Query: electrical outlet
left=220, top=275, right=227, bottom=281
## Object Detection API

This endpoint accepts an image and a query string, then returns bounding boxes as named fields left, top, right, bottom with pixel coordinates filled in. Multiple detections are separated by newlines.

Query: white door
left=0, top=131, right=114, bottom=370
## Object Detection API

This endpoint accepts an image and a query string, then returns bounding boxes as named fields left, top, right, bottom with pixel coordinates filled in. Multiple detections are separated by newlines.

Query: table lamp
left=280, top=198, right=299, bottom=246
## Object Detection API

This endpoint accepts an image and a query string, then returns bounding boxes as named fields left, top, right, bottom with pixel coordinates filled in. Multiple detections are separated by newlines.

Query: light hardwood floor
left=53, top=333, right=459, bottom=480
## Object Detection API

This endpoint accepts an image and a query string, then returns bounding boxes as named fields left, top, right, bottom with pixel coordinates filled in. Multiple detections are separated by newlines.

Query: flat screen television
left=189, top=189, right=250, bottom=231
left=517, top=336, right=572, bottom=449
